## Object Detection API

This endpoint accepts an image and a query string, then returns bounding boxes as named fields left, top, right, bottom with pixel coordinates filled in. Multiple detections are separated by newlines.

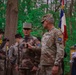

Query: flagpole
left=59, top=0, right=68, bottom=75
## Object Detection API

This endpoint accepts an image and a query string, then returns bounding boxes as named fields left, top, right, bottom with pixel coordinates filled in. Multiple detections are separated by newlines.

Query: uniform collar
left=49, top=27, right=55, bottom=32
left=24, top=35, right=32, bottom=39
left=24, top=35, right=33, bottom=42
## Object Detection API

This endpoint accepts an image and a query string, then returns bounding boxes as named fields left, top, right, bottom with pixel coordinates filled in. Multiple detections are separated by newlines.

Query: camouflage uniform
left=18, top=22, right=41, bottom=75
left=0, top=40, right=4, bottom=75
left=0, top=41, right=9, bottom=75
left=37, top=14, right=64, bottom=75
left=9, top=39, right=24, bottom=75
left=19, top=35, right=41, bottom=75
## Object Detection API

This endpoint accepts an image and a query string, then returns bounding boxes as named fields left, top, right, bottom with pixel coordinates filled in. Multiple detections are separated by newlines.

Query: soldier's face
left=15, top=38, right=20, bottom=42
left=42, top=20, right=49, bottom=29
left=0, top=34, right=3, bottom=39
left=23, top=28, right=31, bottom=36
left=6, top=41, right=9, bottom=46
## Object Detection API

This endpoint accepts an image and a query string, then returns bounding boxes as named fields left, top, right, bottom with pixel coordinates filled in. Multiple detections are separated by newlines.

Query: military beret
left=41, top=14, right=54, bottom=24
left=23, top=22, right=32, bottom=29
left=15, top=34, right=22, bottom=38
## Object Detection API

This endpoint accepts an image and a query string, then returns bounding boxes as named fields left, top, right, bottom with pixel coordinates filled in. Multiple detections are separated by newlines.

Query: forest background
left=0, top=0, right=76, bottom=75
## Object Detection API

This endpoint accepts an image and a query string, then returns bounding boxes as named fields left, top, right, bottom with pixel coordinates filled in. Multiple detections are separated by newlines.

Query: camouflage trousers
left=19, top=68, right=36, bottom=75
left=36, top=65, right=62, bottom=75
left=0, top=60, right=5, bottom=75
left=19, top=59, right=36, bottom=75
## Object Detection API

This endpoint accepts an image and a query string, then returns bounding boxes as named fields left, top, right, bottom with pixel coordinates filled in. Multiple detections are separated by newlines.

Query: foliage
left=0, top=0, right=6, bottom=30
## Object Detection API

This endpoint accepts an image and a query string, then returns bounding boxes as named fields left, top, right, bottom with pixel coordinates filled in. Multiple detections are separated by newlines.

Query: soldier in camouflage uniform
left=9, top=34, right=24, bottom=75
left=17, top=22, right=41, bottom=75
left=36, top=14, right=64, bottom=75
left=0, top=29, right=9, bottom=75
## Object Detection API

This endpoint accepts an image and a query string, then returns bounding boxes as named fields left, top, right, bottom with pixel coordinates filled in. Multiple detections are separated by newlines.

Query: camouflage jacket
left=9, top=39, right=24, bottom=65
left=9, top=36, right=41, bottom=67
left=0, top=42, right=9, bottom=59
left=40, top=27, right=64, bottom=66
left=20, top=35, right=41, bottom=68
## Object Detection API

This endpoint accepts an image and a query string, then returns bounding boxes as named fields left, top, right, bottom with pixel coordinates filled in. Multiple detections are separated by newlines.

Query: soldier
left=18, top=22, right=41, bottom=75
left=0, top=29, right=4, bottom=75
left=0, top=29, right=9, bottom=75
left=9, top=34, right=23, bottom=75
left=37, top=14, right=64, bottom=75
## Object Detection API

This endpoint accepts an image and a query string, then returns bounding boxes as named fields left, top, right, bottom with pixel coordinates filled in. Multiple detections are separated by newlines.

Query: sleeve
left=9, top=46, right=15, bottom=59
left=9, top=46, right=13, bottom=58
left=32, top=37, right=41, bottom=67
left=54, top=30, right=64, bottom=66
left=31, top=37, right=41, bottom=51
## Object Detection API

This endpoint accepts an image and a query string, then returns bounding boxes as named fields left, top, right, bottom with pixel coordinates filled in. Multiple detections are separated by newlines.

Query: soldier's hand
left=15, top=65, right=19, bottom=71
left=0, top=53, right=5, bottom=58
left=31, top=66, right=38, bottom=71
left=51, top=66, right=59, bottom=75
left=0, top=53, right=3, bottom=56
left=27, top=43, right=33, bottom=49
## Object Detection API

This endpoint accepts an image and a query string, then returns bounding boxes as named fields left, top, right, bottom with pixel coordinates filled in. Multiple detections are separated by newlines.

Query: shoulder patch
left=57, top=35, right=63, bottom=42
left=58, top=37, right=62, bottom=41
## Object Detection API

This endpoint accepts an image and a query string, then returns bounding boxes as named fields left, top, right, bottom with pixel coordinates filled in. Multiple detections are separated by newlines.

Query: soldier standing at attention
left=9, top=34, right=24, bottom=75
left=17, top=22, right=41, bottom=75
left=37, top=14, right=64, bottom=75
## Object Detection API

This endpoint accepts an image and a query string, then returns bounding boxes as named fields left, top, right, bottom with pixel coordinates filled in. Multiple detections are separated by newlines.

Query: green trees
left=0, top=0, right=6, bottom=29
left=0, top=0, right=76, bottom=74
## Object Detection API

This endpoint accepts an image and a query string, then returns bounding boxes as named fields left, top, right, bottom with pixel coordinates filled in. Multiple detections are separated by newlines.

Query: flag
left=59, top=0, right=68, bottom=44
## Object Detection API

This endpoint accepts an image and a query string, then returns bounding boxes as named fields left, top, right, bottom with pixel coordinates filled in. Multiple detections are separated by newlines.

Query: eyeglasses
left=23, top=28, right=31, bottom=30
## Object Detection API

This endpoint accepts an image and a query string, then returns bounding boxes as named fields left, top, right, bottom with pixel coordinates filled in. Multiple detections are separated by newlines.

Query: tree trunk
left=5, top=0, right=18, bottom=46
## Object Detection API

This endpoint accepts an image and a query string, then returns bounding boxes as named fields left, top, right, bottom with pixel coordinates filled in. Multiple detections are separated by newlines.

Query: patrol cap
left=41, top=14, right=54, bottom=24
left=23, top=22, right=32, bottom=29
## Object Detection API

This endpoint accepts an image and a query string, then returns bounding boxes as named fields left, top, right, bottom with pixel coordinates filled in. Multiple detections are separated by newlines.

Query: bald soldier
left=37, top=14, right=64, bottom=75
